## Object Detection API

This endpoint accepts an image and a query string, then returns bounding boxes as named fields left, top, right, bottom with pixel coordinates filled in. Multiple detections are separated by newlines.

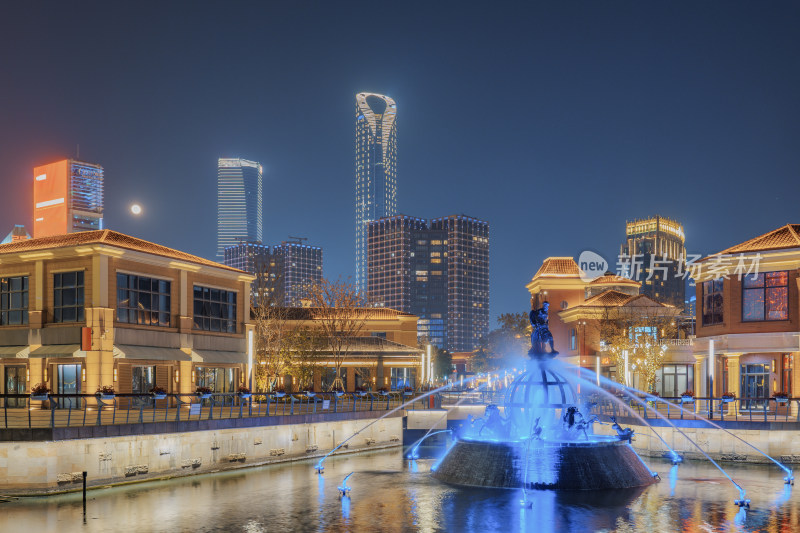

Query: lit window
left=743, top=272, right=788, bottom=321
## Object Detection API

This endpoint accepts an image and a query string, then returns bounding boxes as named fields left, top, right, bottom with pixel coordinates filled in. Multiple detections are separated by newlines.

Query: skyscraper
left=224, top=240, right=322, bottom=306
left=33, top=159, right=103, bottom=238
left=217, top=158, right=263, bottom=259
left=368, top=214, right=489, bottom=352
left=620, top=215, right=686, bottom=307
left=355, top=92, right=397, bottom=296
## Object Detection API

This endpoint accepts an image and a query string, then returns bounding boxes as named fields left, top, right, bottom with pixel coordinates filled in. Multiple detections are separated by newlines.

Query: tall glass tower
left=355, top=92, right=397, bottom=296
left=217, top=158, right=263, bottom=259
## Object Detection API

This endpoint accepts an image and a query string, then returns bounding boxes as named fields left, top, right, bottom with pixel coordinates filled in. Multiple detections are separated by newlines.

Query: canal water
left=1, top=447, right=798, bottom=532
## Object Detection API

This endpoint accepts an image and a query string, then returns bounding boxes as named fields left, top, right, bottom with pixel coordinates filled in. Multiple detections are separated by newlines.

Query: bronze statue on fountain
left=529, top=302, right=559, bottom=358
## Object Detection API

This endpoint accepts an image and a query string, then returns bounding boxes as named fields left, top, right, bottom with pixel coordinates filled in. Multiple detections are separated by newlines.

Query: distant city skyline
left=1, top=3, right=799, bottom=324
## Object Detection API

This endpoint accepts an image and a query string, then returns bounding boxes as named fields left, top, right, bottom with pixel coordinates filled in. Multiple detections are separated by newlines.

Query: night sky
left=1, top=2, right=799, bottom=323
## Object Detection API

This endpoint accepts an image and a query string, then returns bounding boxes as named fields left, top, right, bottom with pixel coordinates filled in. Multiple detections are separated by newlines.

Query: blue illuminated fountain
left=431, top=304, right=657, bottom=491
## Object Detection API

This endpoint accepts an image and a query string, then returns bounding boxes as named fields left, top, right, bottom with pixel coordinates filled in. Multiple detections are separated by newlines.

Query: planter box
left=197, top=393, right=212, bottom=400
left=403, top=392, right=413, bottom=397
left=238, top=393, right=252, bottom=399
left=721, top=397, right=735, bottom=404
left=304, top=392, right=316, bottom=398
left=680, top=396, right=694, bottom=403
left=98, top=394, right=115, bottom=401
left=273, top=392, right=286, bottom=398
left=356, top=392, right=368, bottom=397
left=151, top=393, right=167, bottom=400
left=30, top=394, right=49, bottom=401
left=379, top=392, right=389, bottom=397
left=775, top=397, right=789, bottom=404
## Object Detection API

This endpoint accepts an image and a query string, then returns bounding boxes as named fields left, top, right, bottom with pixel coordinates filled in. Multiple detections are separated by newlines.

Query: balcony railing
left=0, top=391, right=421, bottom=430
left=590, top=394, right=800, bottom=423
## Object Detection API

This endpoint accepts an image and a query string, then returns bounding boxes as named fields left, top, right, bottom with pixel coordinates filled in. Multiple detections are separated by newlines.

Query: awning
left=28, top=344, right=84, bottom=358
left=0, top=346, right=26, bottom=358
left=191, top=349, right=247, bottom=364
left=114, top=344, right=192, bottom=361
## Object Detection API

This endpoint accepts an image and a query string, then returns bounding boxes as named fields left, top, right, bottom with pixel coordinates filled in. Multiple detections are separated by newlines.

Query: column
left=727, top=354, right=741, bottom=416
left=694, top=355, right=706, bottom=414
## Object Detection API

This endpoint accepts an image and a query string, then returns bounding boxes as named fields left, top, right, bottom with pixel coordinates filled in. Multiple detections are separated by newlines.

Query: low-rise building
left=0, top=230, right=254, bottom=400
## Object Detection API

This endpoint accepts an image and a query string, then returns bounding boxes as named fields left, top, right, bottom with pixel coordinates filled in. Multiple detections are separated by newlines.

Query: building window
left=195, top=366, right=235, bottom=393
left=655, top=364, right=695, bottom=397
left=702, top=279, right=723, bottom=326
left=193, top=286, right=237, bottom=332
left=740, top=363, right=770, bottom=410
left=1, top=276, right=28, bottom=326
left=117, top=274, right=171, bottom=327
left=742, top=271, right=789, bottom=321
left=53, top=271, right=84, bottom=323
left=132, top=366, right=156, bottom=394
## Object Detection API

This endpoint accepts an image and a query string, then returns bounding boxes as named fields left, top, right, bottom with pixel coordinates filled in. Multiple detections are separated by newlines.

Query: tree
left=433, top=347, right=453, bottom=382
left=252, top=262, right=292, bottom=392
left=599, top=301, right=680, bottom=393
left=286, top=325, right=325, bottom=391
left=305, top=277, right=367, bottom=391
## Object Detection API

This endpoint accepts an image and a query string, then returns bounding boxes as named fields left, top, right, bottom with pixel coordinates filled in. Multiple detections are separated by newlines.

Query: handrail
left=0, top=391, right=420, bottom=431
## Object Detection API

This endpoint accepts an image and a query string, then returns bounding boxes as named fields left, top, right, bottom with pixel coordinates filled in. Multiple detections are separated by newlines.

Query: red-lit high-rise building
left=33, top=159, right=104, bottom=238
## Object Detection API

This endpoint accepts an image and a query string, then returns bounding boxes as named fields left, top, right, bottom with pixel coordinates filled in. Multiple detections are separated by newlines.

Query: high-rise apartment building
left=355, top=93, right=397, bottom=296
left=224, top=240, right=322, bottom=306
left=217, top=158, right=263, bottom=259
left=368, top=214, right=489, bottom=352
left=620, top=215, right=686, bottom=307
left=33, top=159, right=103, bottom=238
left=272, top=242, right=323, bottom=306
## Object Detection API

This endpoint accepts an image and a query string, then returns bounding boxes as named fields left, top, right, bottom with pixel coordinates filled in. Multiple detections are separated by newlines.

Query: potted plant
left=721, top=391, right=736, bottom=403
left=30, top=383, right=50, bottom=401
left=96, top=385, right=115, bottom=400
left=378, top=387, right=389, bottom=396
left=304, top=387, right=316, bottom=398
left=331, top=386, right=345, bottom=397
left=196, top=386, right=212, bottom=399
left=355, top=386, right=368, bottom=397
left=403, top=386, right=414, bottom=397
left=273, top=387, right=286, bottom=398
left=773, top=391, right=789, bottom=404
left=150, top=386, right=167, bottom=400
left=680, top=390, right=694, bottom=403
left=237, top=386, right=252, bottom=399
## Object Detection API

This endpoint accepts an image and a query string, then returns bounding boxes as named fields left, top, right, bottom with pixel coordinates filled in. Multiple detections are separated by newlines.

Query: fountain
left=431, top=303, right=657, bottom=491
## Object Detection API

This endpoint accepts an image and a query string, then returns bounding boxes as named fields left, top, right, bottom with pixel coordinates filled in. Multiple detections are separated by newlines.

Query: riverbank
left=0, top=411, right=403, bottom=495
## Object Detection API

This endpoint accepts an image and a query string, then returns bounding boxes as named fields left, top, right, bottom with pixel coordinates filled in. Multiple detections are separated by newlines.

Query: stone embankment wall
left=0, top=413, right=402, bottom=494
left=594, top=419, right=800, bottom=464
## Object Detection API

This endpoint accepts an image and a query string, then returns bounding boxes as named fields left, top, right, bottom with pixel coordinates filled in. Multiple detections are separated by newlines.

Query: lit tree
left=286, top=325, right=325, bottom=391
left=599, top=301, right=680, bottom=393
left=252, top=262, right=292, bottom=391
left=305, top=277, right=367, bottom=391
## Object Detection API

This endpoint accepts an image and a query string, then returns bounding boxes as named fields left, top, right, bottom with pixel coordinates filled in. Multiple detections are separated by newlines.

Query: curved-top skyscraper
left=355, top=92, right=397, bottom=296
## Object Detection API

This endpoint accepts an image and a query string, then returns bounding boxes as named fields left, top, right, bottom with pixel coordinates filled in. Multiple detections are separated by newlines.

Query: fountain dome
left=504, top=363, right=577, bottom=435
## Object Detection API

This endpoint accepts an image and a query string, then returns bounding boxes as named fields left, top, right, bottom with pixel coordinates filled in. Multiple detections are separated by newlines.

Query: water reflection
left=0, top=448, right=798, bottom=532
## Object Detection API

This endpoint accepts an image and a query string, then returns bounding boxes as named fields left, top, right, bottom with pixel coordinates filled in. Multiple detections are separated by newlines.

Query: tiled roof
left=252, top=307, right=417, bottom=321
left=580, top=290, right=635, bottom=307
left=712, top=224, right=800, bottom=256
left=588, top=274, right=641, bottom=286
left=532, top=257, right=583, bottom=278
left=0, top=230, right=245, bottom=273
left=573, top=290, right=671, bottom=309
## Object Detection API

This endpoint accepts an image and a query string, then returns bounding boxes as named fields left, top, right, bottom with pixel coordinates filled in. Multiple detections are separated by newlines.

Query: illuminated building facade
left=33, top=159, right=103, bottom=238
left=355, top=93, right=397, bottom=296
left=620, top=216, right=686, bottom=307
left=217, top=158, right=263, bottom=259
left=224, top=240, right=322, bottom=306
left=272, top=242, right=323, bottom=306
left=368, top=214, right=489, bottom=352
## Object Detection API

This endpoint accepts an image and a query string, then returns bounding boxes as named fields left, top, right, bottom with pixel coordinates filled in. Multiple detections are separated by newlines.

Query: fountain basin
left=432, top=437, right=656, bottom=491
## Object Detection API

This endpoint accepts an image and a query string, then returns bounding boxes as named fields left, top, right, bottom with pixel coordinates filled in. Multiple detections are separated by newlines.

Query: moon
left=131, top=204, right=142, bottom=215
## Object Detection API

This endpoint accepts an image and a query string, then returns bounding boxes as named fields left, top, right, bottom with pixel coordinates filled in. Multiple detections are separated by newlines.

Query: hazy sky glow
left=1, top=2, right=799, bottom=322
